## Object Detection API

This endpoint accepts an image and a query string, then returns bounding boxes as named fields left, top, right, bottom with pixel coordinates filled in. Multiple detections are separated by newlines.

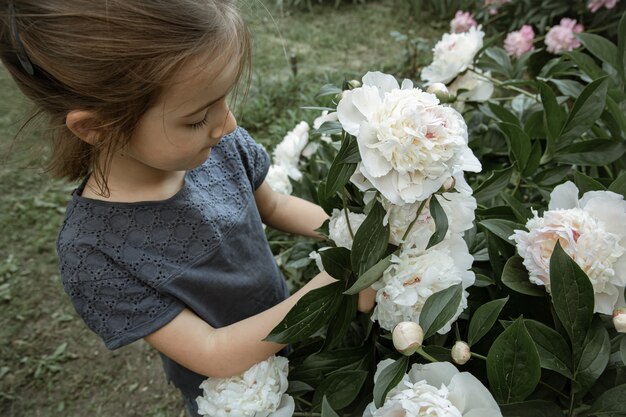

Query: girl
left=0, top=1, right=376, bottom=415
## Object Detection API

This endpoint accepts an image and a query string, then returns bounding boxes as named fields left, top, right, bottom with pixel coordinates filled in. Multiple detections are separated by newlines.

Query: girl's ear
left=66, top=110, right=101, bottom=145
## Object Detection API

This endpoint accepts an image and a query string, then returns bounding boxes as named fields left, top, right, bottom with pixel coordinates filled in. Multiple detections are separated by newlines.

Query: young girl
left=1, top=1, right=375, bottom=415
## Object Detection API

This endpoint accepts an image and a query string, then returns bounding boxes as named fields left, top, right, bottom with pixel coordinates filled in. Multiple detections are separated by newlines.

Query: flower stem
left=341, top=189, right=355, bottom=240
left=538, top=381, right=569, bottom=400
left=416, top=347, right=438, bottom=362
left=401, top=198, right=429, bottom=243
left=468, top=67, right=538, bottom=101
left=470, top=352, right=487, bottom=361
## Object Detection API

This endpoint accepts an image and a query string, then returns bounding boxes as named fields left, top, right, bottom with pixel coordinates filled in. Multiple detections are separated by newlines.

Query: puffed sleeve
left=234, top=127, right=271, bottom=189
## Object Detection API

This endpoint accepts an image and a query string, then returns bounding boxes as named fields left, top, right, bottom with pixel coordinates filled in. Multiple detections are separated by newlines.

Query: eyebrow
left=182, top=93, right=228, bottom=118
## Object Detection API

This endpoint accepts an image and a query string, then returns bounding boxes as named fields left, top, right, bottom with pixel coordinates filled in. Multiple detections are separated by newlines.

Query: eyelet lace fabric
left=57, top=127, right=288, bottom=351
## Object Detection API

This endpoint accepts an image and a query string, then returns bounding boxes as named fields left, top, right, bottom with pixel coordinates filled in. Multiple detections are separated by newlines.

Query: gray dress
left=57, top=127, right=289, bottom=415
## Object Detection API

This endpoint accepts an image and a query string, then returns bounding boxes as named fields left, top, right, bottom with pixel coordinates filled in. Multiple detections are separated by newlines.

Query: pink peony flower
left=588, top=0, right=619, bottom=13
left=545, top=18, right=584, bottom=55
left=504, top=25, right=535, bottom=58
left=450, top=11, right=477, bottom=33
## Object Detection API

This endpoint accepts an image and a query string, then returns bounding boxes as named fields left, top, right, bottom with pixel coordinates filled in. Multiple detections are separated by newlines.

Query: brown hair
left=0, top=0, right=251, bottom=194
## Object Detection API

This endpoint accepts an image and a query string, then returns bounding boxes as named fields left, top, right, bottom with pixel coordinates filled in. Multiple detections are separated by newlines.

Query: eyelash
left=188, top=114, right=209, bottom=130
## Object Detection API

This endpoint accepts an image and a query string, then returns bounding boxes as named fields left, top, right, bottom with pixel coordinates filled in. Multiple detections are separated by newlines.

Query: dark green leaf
left=266, top=282, right=343, bottom=343
left=539, top=81, right=566, bottom=162
left=373, top=357, right=408, bottom=408
left=559, top=77, right=609, bottom=145
left=535, top=166, right=572, bottom=187
left=619, top=10, right=626, bottom=82
left=320, top=247, right=352, bottom=281
left=576, top=33, right=619, bottom=71
left=473, top=165, right=515, bottom=203
left=500, top=400, right=563, bottom=417
left=317, top=120, right=343, bottom=136
left=344, top=254, right=392, bottom=295
left=575, top=320, right=610, bottom=394
left=524, top=319, right=573, bottom=379
left=479, top=219, right=524, bottom=245
left=419, top=284, right=463, bottom=339
left=498, top=123, right=532, bottom=172
left=573, top=170, right=607, bottom=194
left=620, top=336, right=626, bottom=366
left=487, top=317, right=541, bottom=404
left=323, top=294, right=357, bottom=350
left=502, top=256, right=547, bottom=297
left=321, top=396, right=340, bottom=417
left=587, top=383, right=626, bottom=416
left=555, top=140, right=626, bottom=166
left=606, top=96, right=626, bottom=138
left=290, top=346, right=369, bottom=385
left=351, top=201, right=390, bottom=276
left=468, top=297, right=508, bottom=346
left=550, top=242, right=594, bottom=357
left=317, top=84, right=342, bottom=98
left=608, top=172, right=626, bottom=199
left=288, top=381, right=314, bottom=395
left=566, top=51, right=606, bottom=80
left=488, top=102, right=520, bottom=126
left=324, top=136, right=358, bottom=198
left=523, top=141, right=542, bottom=178
left=501, top=193, right=533, bottom=223
left=313, top=370, right=368, bottom=410
left=426, top=195, right=448, bottom=249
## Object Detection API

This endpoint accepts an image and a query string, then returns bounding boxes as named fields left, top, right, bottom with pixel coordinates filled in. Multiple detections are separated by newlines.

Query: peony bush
left=258, top=3, right=626, bottom=417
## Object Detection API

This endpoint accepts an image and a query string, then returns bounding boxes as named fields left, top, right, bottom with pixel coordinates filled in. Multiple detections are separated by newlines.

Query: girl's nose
left=210, top=110, right=237, bottom=140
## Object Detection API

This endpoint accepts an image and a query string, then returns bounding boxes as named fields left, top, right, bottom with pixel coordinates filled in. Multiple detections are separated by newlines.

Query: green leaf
left=487, top=317, right=541, bottom=404
left=419, top=284, right=463, bottom=339
left=323, top=293, right=357, bottom=350
left=468, top=297, right=508, bottom=346
left=576, top=33, right=619, bottom=72
left=317, top=83, right=342, bottom=98
left=566, top=51, right=606, bottom=81
left=351, top=201, right=390, bottom=276
left=373, top=356, right=408, bottom=408
left=324, top=136, right=358, bottom=198
left=621, top=335, right=626, bottom=366
left=473, top=165, right=515, bottom=203
left=498, top=123, right=532, bottom=172
left=608, top=172, right=626, bottom=199
left=559, top=77, right=609, bottom=145
left=555, top=140, right=626, bottom=166
left=587, top=383, right=626, bottom=416
left=479, top=219, right=524, bottom=245
left=320, top=247, right=352, bottom=281
left=575, top=320, right=610, bottom=394
left=488, top=102, right=521, bottom=126
left=321, top=396, right=340, bottom=417
left=344, top=253, right=392, bottom=295
left=500, top=400, right=563, bottom=417
left=313, top=370, right=368, bottom=410
left=425, top=195, right=448, bottom=249
left=539, top=81, right=566, bottom=162
left=317, top=120, right=343, bottom=136
left=524, top=319, right=573, bottom=379
left=522, top=141, right=542, bottom=178
left=500, top=193, right=532, bottom=223
left=619, top=10, right=626, bottom=82
left=290, top=346, right=369, bottom=386
left=502, top=256, right=547, bottom=296
left=549, top=242, right=594, bottom=357
left=265, top=282, right=343, bottom=344
left=573, top=170, right=607, bottom=194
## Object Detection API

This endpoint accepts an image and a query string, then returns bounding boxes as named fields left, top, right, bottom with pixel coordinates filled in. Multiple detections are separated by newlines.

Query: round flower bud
left=613, top=308, right=626, bottom=333
left=451, top=341, right=471, bottom=365
left=426, top=82, right=456, bottom=103
left=392, top=321, right=424, bottom=356
left=347, top=79, right=362, bottom=89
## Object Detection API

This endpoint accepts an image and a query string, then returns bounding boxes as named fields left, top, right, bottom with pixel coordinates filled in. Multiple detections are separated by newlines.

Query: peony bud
left=440, top=176, right=456, bottom=192
left=426, top=83, right=456, bottom=103
left=613, top=308, right=626, bottom=333
left=451, top=341, right=471, bottom=365
left=392, top=321, right=424, bottom=356
left=347, top=79, right=362, bottom=89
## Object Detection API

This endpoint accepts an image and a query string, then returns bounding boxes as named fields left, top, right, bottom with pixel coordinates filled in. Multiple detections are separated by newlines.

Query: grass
left=0, top=1, right=441, bottom=415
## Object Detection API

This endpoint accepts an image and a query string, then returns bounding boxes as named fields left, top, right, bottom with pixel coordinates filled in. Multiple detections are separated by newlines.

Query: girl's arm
left=145, top=271, right=336, bottom=378
left=254, top=181, right=328, bottom=239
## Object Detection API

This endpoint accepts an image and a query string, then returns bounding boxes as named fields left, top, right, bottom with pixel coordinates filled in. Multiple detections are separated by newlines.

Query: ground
left=0, top=1, right=440, bottom=416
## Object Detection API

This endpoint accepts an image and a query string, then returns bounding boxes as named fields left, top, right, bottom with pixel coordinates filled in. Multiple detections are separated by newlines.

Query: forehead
left=159, top=52, right=242, bottom=114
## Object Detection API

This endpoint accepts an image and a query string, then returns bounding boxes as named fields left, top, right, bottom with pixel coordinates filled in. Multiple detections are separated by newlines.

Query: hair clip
left=8, top=3, right=35, bottom=76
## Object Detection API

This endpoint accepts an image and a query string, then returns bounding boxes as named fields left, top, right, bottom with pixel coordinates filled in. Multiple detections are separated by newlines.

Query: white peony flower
left=266, top=165, right=293, bottom=195
left=364, top=360, right=502, bottom=417
left=273, top=121, right=310, bottom=180
left=448, top=70, right=494, bottom=102
left=337, top=71, right=481, bottom=205
left=196, top=356, right=294, bottom=417
left=510, top=181, right=626, bottom=315
left=328, top=209, right=367, bottom=249
left=313, top=110, right=338, bottom=144
left=421, top=26, right=485, bottom=84
left=383, top=190, right=477, bottom=247
left=309, top=250, right=325, bottom=272
left=371, top=235, right=475, bottom=332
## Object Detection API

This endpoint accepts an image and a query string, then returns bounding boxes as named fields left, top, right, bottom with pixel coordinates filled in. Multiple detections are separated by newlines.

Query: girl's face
left=124, top=52, right=240, bottom=173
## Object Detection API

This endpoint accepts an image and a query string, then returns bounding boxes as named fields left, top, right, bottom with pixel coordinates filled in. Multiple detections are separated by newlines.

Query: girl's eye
left=188, top=115, right=209, bottom=130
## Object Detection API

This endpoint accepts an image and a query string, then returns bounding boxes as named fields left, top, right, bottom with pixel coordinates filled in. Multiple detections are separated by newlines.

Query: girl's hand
left=357, top=287, right=377, bottom=313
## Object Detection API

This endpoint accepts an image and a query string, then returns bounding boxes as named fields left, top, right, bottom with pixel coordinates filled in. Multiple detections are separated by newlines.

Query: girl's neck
left=82, top=152, right=186, bottom=203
